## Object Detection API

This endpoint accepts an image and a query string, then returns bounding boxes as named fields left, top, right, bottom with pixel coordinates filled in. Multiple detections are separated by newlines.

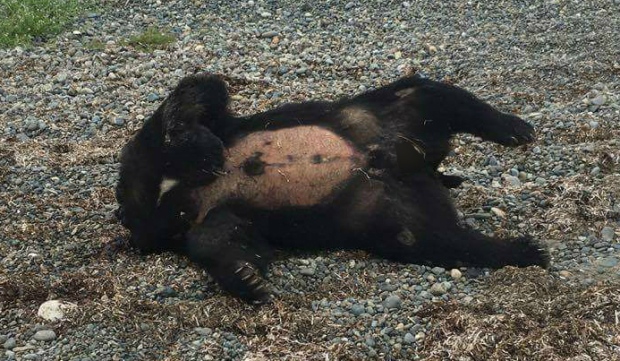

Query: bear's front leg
left=185, top=208, right=273, bottom=304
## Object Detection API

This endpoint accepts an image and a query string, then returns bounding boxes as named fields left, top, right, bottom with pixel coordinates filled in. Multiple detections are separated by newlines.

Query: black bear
left=115, top=73, right=549, bottom=303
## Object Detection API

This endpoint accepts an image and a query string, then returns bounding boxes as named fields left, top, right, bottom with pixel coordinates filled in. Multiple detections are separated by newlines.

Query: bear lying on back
left=115, top=73, right=549, bottom=303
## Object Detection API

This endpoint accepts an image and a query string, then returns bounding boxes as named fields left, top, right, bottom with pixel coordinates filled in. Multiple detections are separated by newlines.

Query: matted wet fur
left=115, top=73, right=549, bottom=303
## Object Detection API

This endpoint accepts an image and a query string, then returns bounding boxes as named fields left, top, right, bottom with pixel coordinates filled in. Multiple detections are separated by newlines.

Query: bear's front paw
left=224, top=261, right=272, bottom=304
left=508, top=236, right=550, bottom=268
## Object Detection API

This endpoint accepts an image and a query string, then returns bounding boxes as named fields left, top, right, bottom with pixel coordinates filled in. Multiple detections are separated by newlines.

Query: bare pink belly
left=193, top=126, right=366, bottom=222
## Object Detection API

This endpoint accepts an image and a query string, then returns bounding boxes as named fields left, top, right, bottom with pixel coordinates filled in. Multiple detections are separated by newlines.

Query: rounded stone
left=403, top=332, right=415, bottom=344
left=430, top=266, right=445, bottom=275
left=601, top=227, right=615, bottom=242
left=299, top=267, right=316, bottom=276
left=383, top=295, right=402, bottom=309
left=3, top=338, right=16, bottom=350
left=350, top=304, right=365, bottom=316
left=504, top=175, right=522, bottom=187
left=430, top=282, right=447, bottom=296
left=591, top=95, right=606, bottom=105
left=32, top=330, right=56, bottom=342
left=450, top=269, right=462, bottom=280
left=597, top=257, right=618, bottom=268
left=37, top=300, right=77, bottom=321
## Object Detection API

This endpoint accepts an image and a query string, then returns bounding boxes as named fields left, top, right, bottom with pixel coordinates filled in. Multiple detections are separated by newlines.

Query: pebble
left=156, top=286, right=177, bottom=298
left=487, top=155, right=500, bottom=166
left=299, top=267, right=316, bottom=276
left=259, top=31, right=279, bottom=38
left=591, top=95, right=606, bottom=105
left=430, top=266, right=445, bottom=275
left=582, top=278, right=595, bottom=286
left=450, top=269, right=462, bottom=280
left=24, top=117, right=40, bottom=131
left=194, top=327, right=212, bottom=336
left=350, top=304, right=365, bottom=316
left=3, top=338, right=16, bottom=350
left=597, top=257, right=619, bottom=268
left=403, top=333, right=415, bottom=344
left=601, top=227, right=615, bottom=242
left=37, top=300, right=78, bottom=321
left=490, top=207, right=506, bottom=218
left=32, top=330, right=56, bottom=342
left=55, top=73, right=68, bottom=83
left=430, top=282, right=447, bottom=296
left=383, top=295, right=402, bottom=309
left=559, top=270, right=572, bottom=278
left=503, top=175, right=522, bottom=187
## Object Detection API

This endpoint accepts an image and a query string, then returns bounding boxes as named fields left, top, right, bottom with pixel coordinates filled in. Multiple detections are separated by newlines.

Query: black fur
left=116, top=73, right=549, bottom=303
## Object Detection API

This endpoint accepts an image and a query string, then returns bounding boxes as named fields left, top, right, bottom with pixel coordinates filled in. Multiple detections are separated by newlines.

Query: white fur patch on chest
left=158, top=177, right=179, bottom=204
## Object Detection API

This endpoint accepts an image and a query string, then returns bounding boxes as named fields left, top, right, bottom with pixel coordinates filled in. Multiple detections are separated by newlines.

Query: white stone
left=491, top=207, right=506, bottom=218
left=37, top=300, right=77, bottom=321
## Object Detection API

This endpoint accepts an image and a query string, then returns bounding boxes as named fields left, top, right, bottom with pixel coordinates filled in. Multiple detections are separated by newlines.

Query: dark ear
left=163, top=74, right=230, bottom=137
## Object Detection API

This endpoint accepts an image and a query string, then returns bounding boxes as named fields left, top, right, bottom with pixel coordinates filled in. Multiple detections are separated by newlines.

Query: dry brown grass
left=4, top=266, right=618, bottom=360
left=418, top=267, right=620, bottom=361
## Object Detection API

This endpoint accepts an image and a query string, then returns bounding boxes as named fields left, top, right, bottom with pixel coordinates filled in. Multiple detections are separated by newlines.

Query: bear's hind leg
left=404, top=77, right=536, bottom=147
left=375, top=227, right=550, bottom=269
left=185, top=208, right=273, bottom=304
left=368, top=75, right=536, bottom=147
left=367, top=175, right=549, bottom=269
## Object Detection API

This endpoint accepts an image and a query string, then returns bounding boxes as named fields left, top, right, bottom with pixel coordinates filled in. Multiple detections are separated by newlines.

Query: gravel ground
left=1, top=0, right=619, bottom=360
